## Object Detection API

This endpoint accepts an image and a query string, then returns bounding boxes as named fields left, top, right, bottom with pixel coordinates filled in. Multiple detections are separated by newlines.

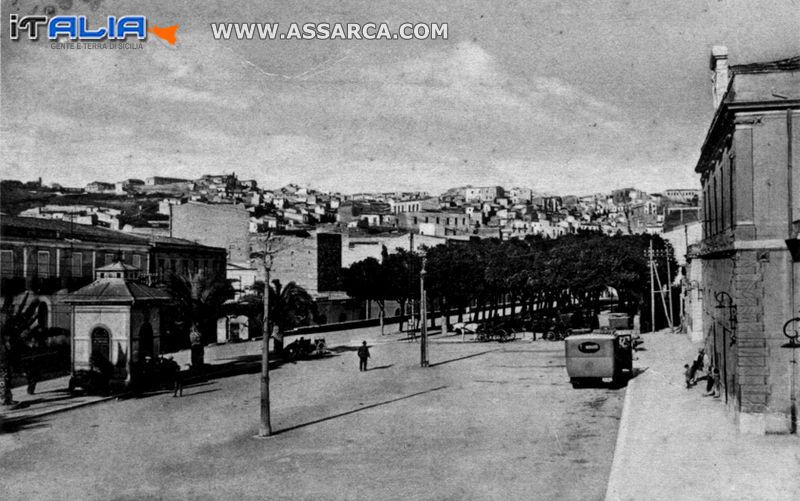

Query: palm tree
left=0, top=292, right=43, bottom=405
left=164, top=271, right=234, bottom=364
left=269, top=279, right=317, bottom=354
left=239, top=279, right=317, bottom=355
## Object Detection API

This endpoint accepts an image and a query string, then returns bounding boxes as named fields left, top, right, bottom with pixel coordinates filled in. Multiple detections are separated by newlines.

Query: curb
left=604, top=372, right=637, bottom=501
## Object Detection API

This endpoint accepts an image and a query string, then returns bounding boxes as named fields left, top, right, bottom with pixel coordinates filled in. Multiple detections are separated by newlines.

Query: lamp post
left=420, top=253, right=429, bottom=368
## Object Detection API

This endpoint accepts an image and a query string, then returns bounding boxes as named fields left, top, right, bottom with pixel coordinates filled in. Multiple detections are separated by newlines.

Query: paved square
left=1, top=336, right=624, bottom=500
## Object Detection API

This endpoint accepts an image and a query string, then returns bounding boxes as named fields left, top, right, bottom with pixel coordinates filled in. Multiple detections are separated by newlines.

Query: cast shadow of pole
left=273, top=385, right=448, bottom=436
left=428, top=350, right=496, bottom=368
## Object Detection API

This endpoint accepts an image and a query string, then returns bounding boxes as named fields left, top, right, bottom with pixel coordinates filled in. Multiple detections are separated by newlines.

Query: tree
left=381, top=248, right=420, bottom=331
left=0, top=292, right=43, bottom=405
left=342, top=257, right=389, bottom=334
left=164, top=270, right=234, bottom=362
left=268, top=279, right=317, bottom=354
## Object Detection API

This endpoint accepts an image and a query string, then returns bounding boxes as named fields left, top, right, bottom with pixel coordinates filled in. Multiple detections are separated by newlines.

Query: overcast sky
left=2, top=0, right=798, bottom=195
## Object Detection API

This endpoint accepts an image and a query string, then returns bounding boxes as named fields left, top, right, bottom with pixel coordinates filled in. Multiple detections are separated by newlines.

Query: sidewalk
left=1, top=321, right=432, bottom=427
left=605, top=331, right=800, bottom=501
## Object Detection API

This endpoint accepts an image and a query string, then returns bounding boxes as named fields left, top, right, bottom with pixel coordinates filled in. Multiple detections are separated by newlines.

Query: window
left=713, top=176, right=719, bottom=235
left=71, top=252, right=83, bottom=277
left=0, top=250, right=13, bottom=277
left=105, top=253, right=114, bottom=265
left=132, top=254, right=142, bottom=271
left=37, top=251, right=50, bottom=278
left=91, top=327, right=111, bottom=361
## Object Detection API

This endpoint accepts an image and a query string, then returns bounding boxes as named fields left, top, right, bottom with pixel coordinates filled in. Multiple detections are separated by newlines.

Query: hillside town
left=1, top=1, right=798, bottom=499
left=1, top=175, right=701, bottom=318
left=4, top=176, right=700, bottom=239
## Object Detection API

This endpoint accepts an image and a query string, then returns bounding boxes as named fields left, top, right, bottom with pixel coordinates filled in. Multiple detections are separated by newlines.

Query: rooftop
left=65, top=278, right=172, bottom=305
left=731, top=55, right=800, bottom=74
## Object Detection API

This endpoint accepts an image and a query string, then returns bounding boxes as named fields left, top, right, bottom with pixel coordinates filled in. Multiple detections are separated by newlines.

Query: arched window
left=91, top=327, right=111, bottom=361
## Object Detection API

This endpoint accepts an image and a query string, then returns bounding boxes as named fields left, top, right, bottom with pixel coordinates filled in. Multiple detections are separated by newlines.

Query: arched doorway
left=138, top=322, right=154, bottom=360
left=37, top=301, right=49, bottom=329
left=91, top=327, right=111, bottom=362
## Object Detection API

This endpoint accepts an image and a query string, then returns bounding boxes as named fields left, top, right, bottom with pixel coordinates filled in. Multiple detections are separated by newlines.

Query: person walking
left=357, top=341, right=370, bottom=372
left=24, top=355, right=39, bottom=395
left=163, top=356, right=183, bottom=397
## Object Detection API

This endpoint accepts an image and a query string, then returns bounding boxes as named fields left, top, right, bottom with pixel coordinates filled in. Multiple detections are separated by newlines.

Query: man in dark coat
left=357, top=341, right=370, bottom=372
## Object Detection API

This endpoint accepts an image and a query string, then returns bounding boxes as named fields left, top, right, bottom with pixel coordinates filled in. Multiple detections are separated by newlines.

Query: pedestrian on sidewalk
left=688, top=347, right=705, bottom=384
left=705, top=367, right=720, bottom=398
left=162, top=356, right=183, bottom=397
left=357, top=341, right=370, bottom=372
left=23, top=356, right=39, bottom=395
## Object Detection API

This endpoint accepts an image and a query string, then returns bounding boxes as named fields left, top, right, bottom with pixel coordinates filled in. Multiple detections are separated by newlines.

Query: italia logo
left=9, top=15, right=179, bottom=45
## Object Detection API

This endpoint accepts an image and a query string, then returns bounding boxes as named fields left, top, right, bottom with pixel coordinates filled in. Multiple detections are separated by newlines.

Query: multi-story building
left=664, top=189, right=700, bottom=204
left=464, top=186, right=504, bottom=203
left=508, top=187, right=533, bottom=204
left=398, top=210, right=473, bottom=237
left=171, top=202, right=250, bottom=263
left=146, top=176, right=191, bottom=186
left=0, top=215, right=226, bottom=336
left=696, top=47, right=800, bottom=434
left=269, top=232, right=343, bottom=296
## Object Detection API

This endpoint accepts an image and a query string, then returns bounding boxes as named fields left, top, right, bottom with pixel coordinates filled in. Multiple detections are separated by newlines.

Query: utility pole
left=409, top=232, right=414, bottom=334
left=648, top=240, right=655, bottom=333
left=420, top=254, right=429, bottom=367
left=665, top=243, right=675, bottom=332
left=257, top=237, right=273, bottom=438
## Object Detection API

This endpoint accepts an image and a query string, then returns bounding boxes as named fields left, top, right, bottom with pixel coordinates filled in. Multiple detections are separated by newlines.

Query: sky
left=1, top=0, right=798, bottom=195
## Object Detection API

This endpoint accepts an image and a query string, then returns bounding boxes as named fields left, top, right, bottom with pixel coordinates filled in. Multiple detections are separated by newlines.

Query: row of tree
left=1, top=231, right=675, bottom=405
left=343, top=232, right=678, bottom=333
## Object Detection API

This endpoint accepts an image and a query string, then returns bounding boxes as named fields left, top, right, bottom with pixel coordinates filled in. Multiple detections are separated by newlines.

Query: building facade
left=696, top=48, right=800, bottom=434
left=0, top=216, right=226, bottom=336
left=270, top=232, right=343, bottom=296
left=171, top=202, right=250, bottom=263
left=464, top=186, right=504, bottom=203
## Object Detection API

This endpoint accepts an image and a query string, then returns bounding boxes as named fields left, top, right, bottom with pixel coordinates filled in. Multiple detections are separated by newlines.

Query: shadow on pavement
left=123, top=354, right=307, bottom=401
left=8, top=394, right=76, bottom=409
left=179, top=388, right=220, bottom=398
left=328, top=346, right=360, bottom=353
left=274, top=385, right=448, bottom=435
left=1, top=413, right=51, bottom=433
left=367, top=364, right=394, bottom=371
left=429, top=350, right=496, bottom=368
